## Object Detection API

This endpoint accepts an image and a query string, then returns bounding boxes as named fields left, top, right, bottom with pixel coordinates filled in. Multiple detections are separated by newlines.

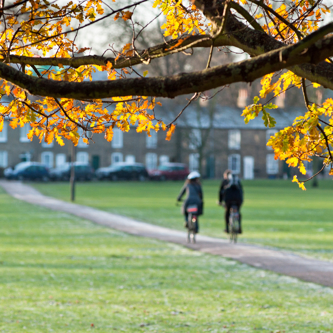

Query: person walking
left=218, top=169, right=243, bottom=233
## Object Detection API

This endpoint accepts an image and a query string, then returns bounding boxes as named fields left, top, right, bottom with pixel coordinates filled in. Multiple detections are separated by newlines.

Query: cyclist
left=177, top=171, right=203, bottom=232
left=218, top=169, right=243, bottom=234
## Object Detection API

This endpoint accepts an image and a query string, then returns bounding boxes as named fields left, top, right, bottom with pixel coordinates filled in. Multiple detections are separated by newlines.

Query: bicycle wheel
left=187, top=213, right=192, bottom=243
left=192, top=219, right=197, bottom=243
left=229, top=220, right=234, bottom=243
left=231, top=230, right=237, bottom=243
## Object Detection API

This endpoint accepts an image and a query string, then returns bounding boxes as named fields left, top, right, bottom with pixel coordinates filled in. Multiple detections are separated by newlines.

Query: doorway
left=243, top=156, right=254, bottom=179
left=92, top=155, right=100, bottom=171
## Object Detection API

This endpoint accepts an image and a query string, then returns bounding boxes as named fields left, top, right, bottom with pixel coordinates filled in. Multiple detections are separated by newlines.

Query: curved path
left=1, top=179, right=333, bottom=287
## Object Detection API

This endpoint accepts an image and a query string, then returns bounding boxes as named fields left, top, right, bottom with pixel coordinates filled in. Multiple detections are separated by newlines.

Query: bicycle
left=229, top=204, right=240, bottom=243
left=176, top=200, right=200, bottom=243
left=186, top=204, right=199, bottom=243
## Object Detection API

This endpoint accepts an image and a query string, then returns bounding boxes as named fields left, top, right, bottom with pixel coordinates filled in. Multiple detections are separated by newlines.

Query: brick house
left=0, top=100, right=310, bottom=179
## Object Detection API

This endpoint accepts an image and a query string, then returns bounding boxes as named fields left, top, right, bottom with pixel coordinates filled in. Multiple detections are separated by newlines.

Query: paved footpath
left=1, top=180, right=333, bottom=288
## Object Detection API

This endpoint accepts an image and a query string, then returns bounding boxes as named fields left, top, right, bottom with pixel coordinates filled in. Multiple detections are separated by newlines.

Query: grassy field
left=1, top=187, right=333, bottom=332
left=33, top=179, right=333, bottom=261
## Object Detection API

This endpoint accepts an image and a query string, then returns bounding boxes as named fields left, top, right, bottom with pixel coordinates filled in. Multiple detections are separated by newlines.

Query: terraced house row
left=0, top=101, right=317, bottom=179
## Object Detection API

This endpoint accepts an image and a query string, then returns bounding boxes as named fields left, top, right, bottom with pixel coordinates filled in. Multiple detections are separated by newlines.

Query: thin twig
left=54, top=98, right=85, bottom=130
left=300, top=163, right=326, bottom=183
left=166, top=93, right=199, bottom=127
left=9, top=0, right=149, bottom=52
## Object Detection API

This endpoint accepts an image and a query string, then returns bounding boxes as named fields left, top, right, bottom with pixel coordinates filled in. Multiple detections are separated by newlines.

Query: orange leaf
left=104, top=126, right=113, bottom=142
left=165, top=38, right=186, bottom=51
left=122, top=11, right=133, bottom=21
left=45, top=131, right=54, bottom=144
left=166, top=124, right=176, bottom=141
left=77, top=47, right=90, bottom=54
left=123, top=43, right=131, bottom=52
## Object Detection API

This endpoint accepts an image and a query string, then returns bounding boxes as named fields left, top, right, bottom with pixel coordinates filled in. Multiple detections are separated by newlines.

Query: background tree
left=1, top=0, right=333, bottom=188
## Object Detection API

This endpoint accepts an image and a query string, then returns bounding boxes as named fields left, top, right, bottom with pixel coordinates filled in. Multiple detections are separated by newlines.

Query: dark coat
left=177, top=182, right=203, bottom=215
left=219, top=178, right=243, bottom=204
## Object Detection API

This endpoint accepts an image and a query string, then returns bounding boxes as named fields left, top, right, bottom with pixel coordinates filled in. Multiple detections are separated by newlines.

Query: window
left=111, top=152, right=123, bottom=164
left=266, top=129, right=277, bottom=150
left=145, top=153, right=157, bottom=170
left=189, top=129, right=201, bottom=150
left=237, top=89, right=248, bottom=108
left=275, top=92, right=285, bottom=108
left=112, top=128, right=123, bottom=148
left=228, top=130, right=241, bottom=150
left=19, top=152, right=31, bottom=162
left=159, top=155, right=169, bottom=165
left=0, top=151, right=8, bottom=167
left=77, top=128, right=88, bottom=148
left=266, top=154, right=279, bottom=174
left=41, top=152, right=54, bottom=168
left=228, top=154, right=241, bottom=174
left=20, top=124, right=30, bottom=142
left=77, top=152, right=89, bottom=164
left=0, top=121, right=8, bottom=142
left=56, top=154, right=66, bottom=167
left=316, top=90, right=323, bottom=104
left=146, top=131, right=157, bottom=148
left=125, top=155, right=135, bottom=163
left=189, top=153, right=199, bottom=172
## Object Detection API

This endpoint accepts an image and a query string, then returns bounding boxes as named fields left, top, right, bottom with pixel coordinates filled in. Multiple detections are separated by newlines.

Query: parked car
left=96, top=162, right=149, bottom=181
left=148, top=163, right=189, bottom=180
left=5, top=161, right=50, bottom=181
left=49, top=162, right=94, bottom=181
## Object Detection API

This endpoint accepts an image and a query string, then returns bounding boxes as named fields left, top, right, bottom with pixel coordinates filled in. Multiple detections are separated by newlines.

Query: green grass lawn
left=1, top=187, right=333, bottom=332
left=33, top=179, right=333, bottom=261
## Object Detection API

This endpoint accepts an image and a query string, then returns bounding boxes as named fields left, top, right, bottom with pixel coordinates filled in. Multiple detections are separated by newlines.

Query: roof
left=153, top=102, right=306, bottom=130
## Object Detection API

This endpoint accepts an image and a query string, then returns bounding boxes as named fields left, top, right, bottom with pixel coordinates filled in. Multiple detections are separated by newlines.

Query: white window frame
left=76, top=152, right=89, bottom=164
left=275, top=92, right=285, bottom=108
left=0, top=151, right=8, bottom=167
left=266, top=129, right=277, bottom=150
left=237, top=88, right=248, bottom=108
left=111, top=152, right=123, bottom=165
left=189, top=129, right=202, bottom=150
left=125, top=155, right=135, bottom=163
left=266, top=154, right=279, bottom=175
left=159, top=155, right=169, bottom=166
left=56, top=154, right=67, bottom=168
left=112, top=128, right=123, bottom=148
left=145, top=153, right=157, bottom=170
left=41, top=151, right=54, bottom=169
left=228, top=154, right=241, bottom=174
left=189, top=153, right=199, bottom=172
left=228, top=130, right=241, bottom=150
left=146, top=131, right=157, bottom=149
left=0, top=121, right=8, bottom=142
left=20, top=124, right=30, bottom=142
